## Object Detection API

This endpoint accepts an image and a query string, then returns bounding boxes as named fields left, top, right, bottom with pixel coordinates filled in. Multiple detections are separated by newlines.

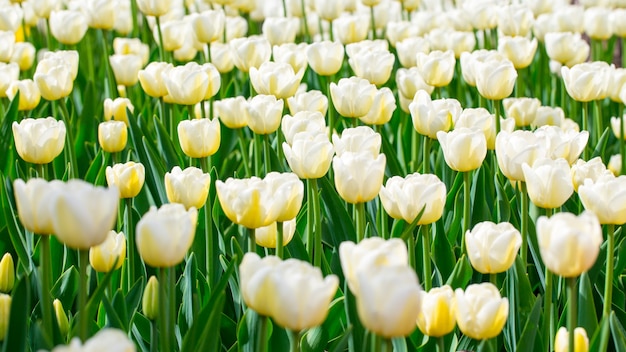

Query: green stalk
left=437, top=337, right=445, bottom=352
left=550, top=74, right=557, bottom=107
left=289, top=330, right=301, bottom=352
left=200, top=157, right=215, bottom=286
left=46, top=18, right=55, bottom=51
left=282, top=0, right=287, bottom=17
left=155, top=16, right=166, bottom=62
left=83, top=29, right=95, bottom=83
left=603, top=224, right=615, bottom=318
left=561, top=78, right=567, bottom=117
left=422, top=225, right=432, bottom=291
left=78, top=249, right=89, bottom=341
left=369, top=6, right=376, bottom=40
left=258, top=315, right=268, bottom=352
left=40, top=235, right=54, bottom=345
left=544, top=207, right=554, bottom=352
left=328, top=20, right=334, bottom=42
left=236, top=128, right=252, bottom=177
left=300, top=0, right=310, bottom=42
left=150, top=319, right=158, bottom=352
left=249, top=228, right=257, bottom=253
left=306, top=180, right=313, bottom=260
left=490, top=273, right=497, bottom=286
left=408, top=229, right=416, bottom=271
left=254, top=134, right=263, bottom=176
left=125, top=198, right=136, bottom=290
left=582, top=101, right=589, bottom=160
left=515, top=68, right=525, bottom=97
left=130, top=0, right=139, bottom=38
left=311, top=179, right=322, bottom=268
left=567, top=277, right=578, bottom=352
left=594, top=99, right=603, bottom=151
left=462, top=171, right=471, bottom=255
left=621, top=105, right=625, bottom=175
left=58, top=99, right=79, bottom=178
left=422, top=137, right=431, bottom=174
left=520, top=182, right=529, bottom=267
left=355, top=202, right=366, bottom=242
left=276, top=221, right=284, bottom=259
left=100, top=29, right=117, bottom=98
left=326, top=75, right=335, bottom=140
left=187, top=104, right=195, bottom=120
left=494, top=99, right=501, bottom=135
left=263, top=133, right=271, bottom=175
left=168, top=266, right=175, bottom=350
left=158, top=267, right=169, bottom=352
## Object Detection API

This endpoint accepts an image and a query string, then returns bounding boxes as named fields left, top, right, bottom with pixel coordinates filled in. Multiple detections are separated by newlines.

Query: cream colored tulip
left=216, top=176, right=283, bottom=229
left=571, top=157, right=612, bottom=192
left=287, top=90, right=328, bottom=116
left=239, top=253, right=281, bottom=316
left=498, top=36, right=538, bottom=70
left=396, top=68, right=434, bottom=101
left=554, top=5, right=585, bottom=33
left=522, top=158, right=573, bottom=209
left=230, top=37, right=271, bottom=73
left=163, top=62, right=209, bottom=106
left=474, top=58, right=517, bottom=101
left=138, top=61, right=172, bottom=98
left=415, top=50, right=455, bottom=88
left=495, top=130, right=546, bottom=182
left=6, top=79, right=40, bottom=111
left=255, top=219, right=296, bottom=248
left=192, top=9, right=225, bottom=44
left=332, top=126, right=381, bottom=157
left=43, top=50, right=79, bottom=80
left=13, top=178, right=61, bottom=235
left=534, top=125, right=588, bottom=165
left=460, top=50, right=505, bottom=87
left=215, top=96, right=249, bottom=129
left=106, top=162, right=145, bottom=199
left=0, top=62, right=19, bottom=98
left=34, top=57, right=73, bottom=101
left=333, top=151, right=385, bottom=204
left=10, top=42, right=35, bottom=71
left=578, top=175, right=626, bottom=225
left=250, top=62, right=304, bottom=99
left=12, top=117, right=65, bottom=164
left=89, top=230, right=126, bottom=272
left=283, top=131, right=334, bottom=179
left=0, top=31, right=14, bottom=63
left=348, top=50, right=394, bottom=86
left=455, top=108, right=509, bottom=151
left=396, top=37, right=430, bottom=68
left=98, top=121, right=127, bottom=153
left=464, top=1, right=497, bottom=30
left=246, top=94, right=283, bottom=135
left=281, top=111, right=326, bottom=145
left=386, top=21, right=419, bottom=48
left=84, top=0, right=115, bottom=30
left=359, top=88, right=396, bottom=125
left=209, top=42, right=234, bottom=74
left=409, top=91, right=460, bottom=140
left=262, top=17, right=299, bottom=46
left=612, top=9, right=626, bottom=37
left=136, top=0, right=170, bottom=17
left=562, top=62, right=610, bottom=102
left=49, top=10, right=88, bottom=45
left=437, top=128, right=487, bottom=172
left=584, top=7, right=612, bottom=40
left=497, top=4, right=534, bottom=37
left=417, top=285, right=457, bottom=337
left=330, top=76, right=377, bottom=118
left=555, top=327, right=589, bottom=352
left=537, top=211, right=602, bottom=277
left=104, top=97, right=134, bottom=125
left=177, top=118, right=221, bottom=158
left=264, top=172, right=304, bottom=222
left=333, top=15, right=369, bottom=45
left=545, top=32, right=590, bottom=67
left=466, top=221, right=521, bottom=274
left=273, top=43, right=308, bottom=75
left=379, top=173, right=446, bottom=225
left=455, top=283, right=509, bottom=340
left=0, top=254, right=14, bottom=294
left=164, top=166, right=211, bottom=210
left=532, top=106, right=565, bottom=129
left=503, top=97, right=540, bottom=127
left=315, top=0, right=344, bottom=21
left=109, top=54, right=142, bottom=87
left=609, top=154, right=622, bottom=176
left=136, top=203, right=198, bottom=268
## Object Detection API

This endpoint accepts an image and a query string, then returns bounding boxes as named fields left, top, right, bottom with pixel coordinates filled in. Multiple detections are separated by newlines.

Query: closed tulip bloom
left=287, top=90, right=328, bottom=116
left=607, top=68, right=626, bottom=103
left=522, top=158, right=573, bottom=209
left=396, top=68, right=434, bottom=101
left=239, top=253, right=281, bottom=316
left=13, top=178, right=60, bottom=235
left=106, top=162, right=145, bottom=199
left=315, top=0, right=344, bottom=21
left=136, top=0, right=170, bottom=17
left=498, top=36, right=538, bottom=70
left=534, top=125, right=588, bottom=165
left=0, top=294, right=10, bottom=341
left=0, top=31, right=14, bottom=63
left=333, top=15, right=370, bottom=45
left=532, top=106, right=565, bottom=129
left=84, top=0, right=115, bottom=30
left=272, top=43, right=308, bottom=75
left=283, top=131, right=334, bottom=179
left=455, top=283, right=509, bottom=340
left=255, top=219, right=296, bottom=248
left=612, top=9, right=626, bottom=38
left=379, top=173, right=446, bottom=225
left=497, top=4, right=533, bottom=37
left=0, top=62, right=19, bottom=98
left=210, top=42, right=235, bottom=74
left=455, top=108, right=510, bottom=150
left=578, top=175, right=626, bottom=224
left=460, top=50, right=505, bottom=87
left=250, top=62, right=304, bottom=99
left=609, top=154, right=622, bottom=176
left=354, top=263, right=422, bottom=338
left=165, top=166, right=211, bottom=210
left=474, top=58, right=517, bottom=101
left=333, top=152, right=386, bottom=204
left=495, top=130, right=546, bottom=182
left=51, top=180, right=119, bottom=250
left=112, top=0, right=132, bottom=35
left=89, top=230, right=126, bottom=272
left=52, top=299, right=69, bottom=337
left=13, top=117, right=65, bottom=165
left=332, top=126, right=381, bottom=157
left=360, top=87, right=396, bottom=125
left=230, top=37, right=271, bottom=73
left=136, top=203, right=198, bottom=267
left=10, top=42, right=35, bottom=71
left=0, top=254, right=14, bottom=293
left=216, top=176, right=282, bottom=229
left=163, top=63, right=209, bottom=106
left=584, top=7, right=612, bottom=40
left=537, top=211, right=602, bottom=277
left=415, top=50, right=455, bottom=88
left=416, top=285, right=457, bottom=337
left=34, top=57, right=73, bottom=101
left=410, top=91, right=460, bottom=140
left=562, top=62, right=610, bottom=102
left=503, top=97, right=540, bottom=127
left=177, top=118, right=221, bottom=158
left=215, top=96, right=249, bottom=129
left=571, top=157, right=612, bottom=192
left=262, top=17, right=299, bottom=46
left=396, top=37, right=430, bottom=68
left=545, top=32, right=589, bottom=67
left=555, top=327, right=589, bottom=352
left=611, top=116, right=626, bottom=140
left=437, top=128, right=487, bottom=172
left=6, top=79, right=40, bottom=111
left=246, top=94, right=284, bottom=134
left=142, top=276, right=158, bottom=320
left=465, top=221, right=521, bottom=274
left=264, top=172, right=304, bottom=222
left=281, top=111, right=326, bottom=145
left=348, top=50, right=395, bottom=86
left=386, top=21, right=419, bottom=48
left=192, top=9, right=224, bottom=43
left=98, top=121, right=127, bottom=153
left=43, top=51, right=79, bottom=80
left=138, top=61, right=172, bottom=98
left=31, top=0, right=59, bottom=19
left=49, top=10, right=88, bottom=45
left=81, top=328, right=136, bottom=351
left=104, top=97, right=134, bottom=125
left=330, top=77, right=377, bottom=118
left=109, top=54, right=142, bottom=87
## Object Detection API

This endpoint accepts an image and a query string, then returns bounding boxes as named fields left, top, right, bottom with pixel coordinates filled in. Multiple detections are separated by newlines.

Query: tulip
left=396, top=37, right=430, bottom=68
left=396, top=68, right=434, bottom=101
left=380, top=172, right=446, bottom=225
left=503, top=97, right=541, bottom=127
left=0, top=254, right=14, bottom=294
left=536, top=211, right=602, bottom=278
left=283, top=131, right=334, bottom=179
left=136, top=203, right=198, bottom=268
left=359, top=87, right=396, bottom=125
left=246, top=94, right=284, bottom=135
left=554, top=5, right=585, bottom=33
left=13, top=178, right=62, bottom=235
left=409, top=90, right=461, bottom=140
left=53, top=299, right=69, bottom=337
left=201, top=63, right=221, bottom=101
left=348, top=50, right=395, bottom=86
left=333, top=151, right=385, bottom=204
left=43, top=51, right=79, bottom=80
left=239, top=253, right=281, bottom=316
left=105, top=162, right=145, bottom=199
left=84, top=0, right=114, bottom=30
left=354, top=262, right=422, bottom=338
left=89, top=230, right=126, bottom=273
left=497, top=4, right=533, bottom=37
left=262, top=17, right=299, bottom=46
left=495, top=130, right=546, bottom=182
left=164, top=166, right=211, bottom=210
left=464, top=1, right=497, bottom=30
left=191, top=9, right=225, bottom=44
left=455, top=108, right=508, bottom=150
left=386, top=21, right=419, bottom=47
left=577, top=175, right=626, bottom=225
left=330, top=76, right=377, bottom=118
left=98, top=121, right=127, bottom=153
left=0, top=62, right=19, bottom=98
left=460, top=50, right=505, bottom=87
left=474, top=58, right=517, bottom=101
left=209, top=42, right=235, bottom=74
left=138, top=61, right=173, bottom=98
left=34, top=57, right=74, bottom=101
left=571, top=157, right=612, bottom=192
left=465, top=221, right=521, bottom=274
left=315, top=0, right=343, bottom=21
left=333, top=15, right=370, bottom=45
left=163, top=62, right=209, bottom=106
left=287, top=90, right=328, bottom=118
left=0, top=294, right=10, bottom=341
left=255, top=219, right=296, bottom=249
left=415, top=50, right=455, bottom=88
left=6, top=79, right=40, bottom=111
left=10, top=42, right=35, bottom=71
left=532, top=106, right=565, bottom=129
left=521, top=158, right=573, bottom=209
left=109, top=54, right=143, bottom=87
left=609, top=154, right=622, bottom=176
left=113, top=6, right=133, bottom=37
left=498, top=36, right=538, bottom=70
left=215, top=96, right=249, bottom=129
left=177, top=118, right=221, bottom=158
left=281, top=111, right=326, bottom=146
left=50, top=180, right=119, bottom=250
left=416, top=285, right=457, bottom=337
left=81, top=328, right=136, bottom=351
left=447, top=31, right=477, bottom=59
left=264, top=172, right=304, bottom=222
left=216, top=176, right=283, bottom=229
left=136, top=0, right=170, bottom=17
left=0, top=31, right=14, bottom=63
left=561, top=62, right=610, bottom=102
left=332, top=126, right=381, bottom=157
left=272, top=43, right=308, bottom=75
left=249, top=62, right=304, bottom=99
left=437, top=128, right=487, bottom=172
left=104, top=97, right=134, bottom=125
left=455, top=283, right=509, bottom=340
left=545, top=32, right=589, bottom=67
left=49, top=10, right=88, bottom=45
left=230, top=37, right=271, bottom=73
left=584, top=7, right=612, bottom=41
left=554, top=327, right=589, bottom=352
left=142, top=276, right=159, bottom=320
left=13, top=117, right=65, bottom=166
left=534, top=125, right=588, bottom=165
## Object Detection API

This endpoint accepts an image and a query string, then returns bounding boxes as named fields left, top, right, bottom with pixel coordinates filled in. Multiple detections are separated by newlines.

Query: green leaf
left=0, top=174, right=32, bottom=273
left=445, top=255, right=472, bottom=289
left=2, top=274, right=29, bottom=352
left=153, top=115, right=183, bottom=169
left=578, top=272, right=599, bottom=338
left=51, top=266, right=79, bottom=311
left=302, top=326, right=328, bottom=352
left=515, top=295, right=542, bottom=351
left=611, top=312, right=626, bottom=351
left=180, top=253, right=199, bottom=335
left=319, top=175, right=355, bottom=244
left=0, top=90, right=19, bottom=173
left=328, top=326, right=352, bottom=352
left=102, top=290, right=127, bottom=331
left=590, top=315, right=610, bottom=352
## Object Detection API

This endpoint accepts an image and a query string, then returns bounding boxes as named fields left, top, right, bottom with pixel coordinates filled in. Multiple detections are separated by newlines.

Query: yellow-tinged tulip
left=136, top=203, right=198, bottom=268
left=464, top=1, right=497, bottom=30
left=455, top=283, right=508, bottom=340
left=502, top=97, right=540, bottom=128
left=249, top=62, right=304, bottom=99
left=359, top=87, right=396, bottom=125
left=545, top=32, right=589, bottom=67
left=562, top=61, right=610, bottom=102
left=98, top=121, right=127, bottom=153
left=474, top=58, right=517, bottom=101
left=396, top=68, right=434, bottom=101
left=0, top=31, right=14, bottom=63
left=386, top=21, right=419, bottom=48
left=246, top=94, right=284, bottom=135
left=534, top=125, right=587, bottom=164
left=81, top=328, right=136, bottom=350
left=578, top=175, right=626, bottom=225
left=104, top=97, right=134, bottom=126
left=6, top=79, right=40, bottom=111
left=0, top=254, right=14, bottom=293
left=554, top=5, right=585, bottom=33
left=283, top=131, right=334, bottom=179
left=162, top=62, right=209, bottom=106
left=43, top=50, right=79, bottom=80
left=333, top=151, right=385, bottom=204
left=537, top=211, right=602, bottom=277
left=460, top=50, right=505, bottom=88
left=437, top=128, right=487, bottom=172
left=332, top=126, right=381, bottom=157
left=138, top=61, right=173, bottom=98
left=216, top=176, right=281, bottom=229
left=0, top=294, right=10, bottom=341
left=209, top=42, right=235, bottom=74
left=31, top=0, right=58, bottom=19
left=214, top=96, right=249, bottom=129
left=53, top=299, right=69, bottom=337
left=49, top=10, right=88, bottom=45
left=262, top=17, right=299, bottom=46
left=396, top=37, right=430, bottom=68
left=113, top=38, right=150, bottom=66
left=497, top=4, right=533, bottom=37
left=222, top=16, right=248, bottom=42
left=13, top=178, right=61, bottom=235
left=281, top=111, right=326, bottom=146
left=379, top=173, right=446, bottom=225
left=0, top=62, right=19, bottom=98
left=273, top=43, right=308, bottom=75
left=415, top=50, right=455, bottom=88
left=230, top=37, right=271, bottom=73
left=339, top=237, right=408, bottom=294
left=34, top=57, right=73, bottom=101
left=612, top=9, right=626, bottom=37
left=164, top=166, right=211, bottom=210
left=416, top=285, right=457, bottom=337
left=465, top=221, right=522, bottom=274
left=522, top=158, right=574, bottom=209
left=177, top=118, right=221, bottom=158
left=255, top=219, right=296, bottom=249
left=609, top=154, right=622, bottom=176
left=498, top=36, right=538, bottom=70
left=354, top=262, right=422, bottom=338
left=555, top=327, right=589, bottom=352
left=330, top=76, right=377, bottom=118
left=201, top=63, right=221, bottom=100
left=314, top=0, right=344, bottom=21
left=13, top=117, right=65, bottom=165
left=495, top=130, right=546, bottom=182
left=239, top=253, right=281, bottom=316
left=409, top=91, right=461, bottom=140
left=106, top=162, right=145, bottom=199
left=142, top=276, right=158, bottom=320
left=10, top=42, right=35, bottom=71
left=533, top=106, right=566, bottom=129
left=136, top=0, right=170, bottom=17
left=455, top=108, right=513, bottom=151
left=584, top=7, right=612, bottom=40
left=109, top=54, right=142, bottom=87
left=84, top=0, right=115, bottom=30
left=333, top=15, right=370, bottom=45
left=348, top=50, right=395, bottom=86
left=89, top=230, right=126, bottom=273
left=264, top=172, right=304, bottom=222
left=571, top=157, right=612, bottom=192
left=191, top=9, right=225, bottom=44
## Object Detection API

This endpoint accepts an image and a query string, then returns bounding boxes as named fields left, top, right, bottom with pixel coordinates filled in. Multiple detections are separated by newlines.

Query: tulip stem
left=125, top=198, right=137, bottom=290
left=150, top=319, right=158, bottom=352
left=462, top=171, right=471, bottom=255
left=603, top=224, right=615, bottom=318
left=326, top=75, right=335, bottom=139
left=300, top=0, right=310, bottom=42
left=567, top=277, right=578, bottom=352
left=276, top=221, right=284, bottom=259
left=40, top=235, right=54, bottom=346
left=155, top=16, right=166, bottom=62
left=263, top=134, right=271, bottom=175
left=200, top=157, right=215, bottom=286
left=237, top=128, right=252, bottom=177
left=620, top=106, right=625, bottom=175
left=78, top=249, right=89, bottom=342
left=158, top=267, right=170, bottom=352
left=544, top=269, right=554, bottom=352
left=254, top=134, right=263, bottom=176
left=422, top=225, right=432, bottom=291
left=281, top=0, right=287, bottom=17
left=311, top=179, right=322, bottom=268
left=355, top=202, right=366, bottom=242
left=520, top=181, right=528, bottom=268
left=57, top=99, right=79, bottom=179
left=582, top=101, right=589, bottom=160
left=249, top=228, right=257, bottom=253
left=422, top=137, right=431, bottom=174
left=494, top=99, right=501, bottom=135
left=437, top=337, right=445, bottom=352
left=258, top=315, right=268, bottom=352
left=594, top=99, right=603, bottom=151
left=289, top=329, right=301, bottom=352
left=369, top=6, right=376, bottom=40
left=187, top=104, right=195, bottom=120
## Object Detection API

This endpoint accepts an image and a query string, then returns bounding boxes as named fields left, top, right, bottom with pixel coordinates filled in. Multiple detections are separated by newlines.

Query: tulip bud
left=330, top=77, right=377, bottom=119
left=10, top=42, right=35, bottom=71
left=497, top=4, right=533, bottom=37
left=177, top=118, right=221, bottom=159
left=396, top=67, right=433, bottom=101
left=416, top=50, right=455, bottom=88
left=545, top=32, right=589, bottom=67
left=455, top=283, right=508, bottom=340
left=522, top=158, right=574, bottom=209
left=578, top=174, right=626, bottom=225
left=109, top=54, right=142, bottom=87
left=584, top=7, right=612, bottom=41
left=34, top=57, right=74, bottom=101
left=84, top=0, right=115, bottom=30
left=498, top=36, right=538, bottom=70
left=555, top=327, right=589, bottom=352
left=49, top=10, right=88, bottom=45
left=437, top=128, right=487, bottom=172
left=571, top=157, right=612, bottom=192
left=0, top=254, right=14, bottom=294
left=230, top=37, right=271, bottom=73
left=460, top=50, right=505, bottom=88
left=106, top=162, right=145, bottom=199
left=534, top=125, right=588, bottom=165
left=216, top=176, right=284, bottom=229
left=333, top=15, right=369, bottom=45
left=0, top=294, right=10, bottom=341
left=348, top=50, right=395, bottom=86
left=13, top=178, right=60, bottom=235
left=0, top=62, right=19, bottom=98
left=191, top=9, right=225, bottom=44
left=273, top=43, right=308, bottom=75
left=136, top=0, right=170, bottom=17
left=214, top=96, right=249, bottom=129
left=165, top=166, right=211, bottom=210
left=246, top=94, right=284, bottom=135
left=409, top=91, right=460, bottom=140
left=138, top=61, right=173, bottom=98
left=143, top=276, right=159, bottom=320
left=503, top=97, right=541, bottom=128
left=12, top=117, right=65, bottom=164
left=255, top=219, right=296, bottom=249
left=6, top=79, right=40, bottom=111
left=379, top=173, right=446, bottom=225
left=53, top=299, right=69, bottom=337
left=466, top=221, right=521, bottom=274
left=474, top=58, right=517, bottom=101
left=333, top=151, right=386, bottom=204
left=396, top=37, right=430, bottom=68
left=98, top=121, right=128, bottom=153
left=283, top=131, right=334, bottom=179
left=89, top=230, right=126, bottom=273
left=104, top=97, right=134, bottom=126
left=163, top=62, right=210, bottom=106
left=495, top=130, right=546, bottom=182
left=262, top=17, right=299, bottom=46
left=264, top=172, right=304, bottom=222
left=416, top=285, right=457, bottom=337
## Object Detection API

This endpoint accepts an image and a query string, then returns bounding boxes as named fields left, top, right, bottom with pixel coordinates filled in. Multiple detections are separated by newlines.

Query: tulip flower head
left=437, top=128, right=488, bottom=172
left=522, top=157, right=574, bottom=209
left=379, top=173, right=446, bottom=225
left=455, top=283, right=509, bottom=340
left=106, top=162, right=145, bottom=199
left=465, top=221, right=522, bottom=274
left=330, top=76, right=377, bottom=119
left=554, top=327, right=589, bottom=352
left=89, top=230, right=126, bottom=273
left=98, top=120, right=128, bottom=153
left=13, top=117, right=65, bottom=164
left=416, top=285, right=457, bottom=337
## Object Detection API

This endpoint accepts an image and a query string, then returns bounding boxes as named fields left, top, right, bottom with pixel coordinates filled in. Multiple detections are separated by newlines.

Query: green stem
left=326, top=75, right=335, bottom=139
left=306, top=180, right=313, bottom=261
left=78, top=249, right=89, bottom=341
left=621, top=105, right=625, bottom=175
left=200, top=157, right=214, bottom=287
left=58, top=99, right=79, bottom=178
left=369, top=6, right=376, bottom=40
left=155, top=16, right=166, bottom=62
left=311, top=179, right=322, bottom=268
left=100, top=29, right=117, bottom=98
left=168, top=266, right=175, bottom=350
left=594, top=99, right=603, bottom=152
left=561, top=77, right=567, bottom=117
left=408, top=230, right=416, bottom=271
left=289, top=329, right=301, bottom=352
left=46, top=18, right=55, bottom=51
left=125, top=198, right=136, bottom=290
left=300, top=0, right=310, bottom=42
left=150, top=319, right=158, bottom=352
left=282, top=0, right=287, bottom=17
left=276, top=221, right=284, bottom=259
left=422, top=225, right=432, bottom=291
left=237, top=128, right=252, bottom=177
left=603, top=224, right=615, bottom=317
left=520, top=182, right=528, bottom=267
left=355, top=202, right=366, bottom=242
left=490, top=273, right=497, bottom=286
left=383, top=338, right=392, bottom=352
left=437, top=337, right=445, bottom=352
left=567, top=277, right=578, bottom=352
left=249, top=228, right=257, bottom=253
left=328, top=20, right=334, bottom=42
left=40, top=236, right=54, bottom=345
left=187, top=104, right=195, bottom=120
left=258, top=315, right=268, bottom=352
left=130, top=0, right=139, bottom=38
left=83, top=29, right=94, bottom=83
left=422, top=137, right=431, bottom=174
left=582, top=102, right=589, bottom=160
left=263, top=133, right=271, bottom=175
left=254, top=134, right=263, bottom=176
left=545, top=269, right=554, bottom=352
left=158, top=267, right=169, bottom=352
left=516, top=68, right=525, bottom=97
left=494, top=99, right=501, bottom=135
left=462, top=171, right=471, bottom=255
left=551, top=74, right=557, bottom=107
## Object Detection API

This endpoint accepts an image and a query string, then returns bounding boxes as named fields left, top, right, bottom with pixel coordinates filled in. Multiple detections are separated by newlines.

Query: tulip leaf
left=432, top=224, right=455, bottom=282
left=83, top=149, right=107, bottom=186
left=76, top=265, right=115, bottom=336
left=319, top=175, right=355, bottom=244
left=514, top=294, right=542, bottom=352
left=578, top=272, right=599, bottom=338
left=379, top=124, right=404, bottom=176
left=445, top=255, right=472, bottom=289
left=610, top=312, right=626, bottom=351
left=302, top=326, right=328, bottom=352
left=101, top=290, right=127, bottom=331
left=179, top=253, right=199, bottom=335
left=591, top=127, right=610, bottom=160
left=130, top=313, right=151, bottom=349
left=50, top=266, right=79, bottom=311
left=152, top=115, right=183, bottom=169
left=0, top=174, right=32, bottom=273
left=493, top=171, right=511, bottom=223
left=328, top=325, right=351, bottom=352
left=2, top=274, right=29, bottom=352
left=591, top=315, right=611, bottom=352
left=0, top=90, right=19, bottom=173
